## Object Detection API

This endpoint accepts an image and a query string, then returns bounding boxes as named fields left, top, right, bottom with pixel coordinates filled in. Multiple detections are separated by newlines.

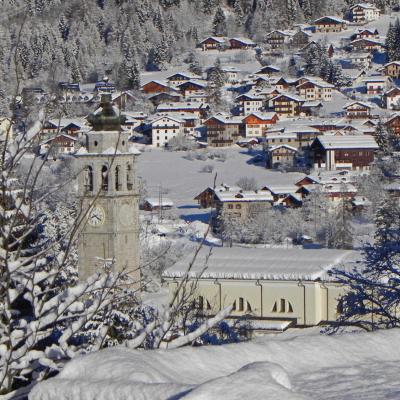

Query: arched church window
left=101, top=165, right=108, bottom=191
left=272, top=299, right=294, bottom=313
left=115, top=165, right=121, bottom=191
left=85, top=166, right=93, bottom=192
left=127, top=163, right=133, bottom=190
left=232, top=297, right=252, bottom=313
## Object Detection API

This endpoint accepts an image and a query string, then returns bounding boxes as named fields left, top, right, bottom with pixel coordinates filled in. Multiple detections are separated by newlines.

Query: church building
left=76, top=94, right=141, bottom=287
left=163, top=247, right=359, bottom=330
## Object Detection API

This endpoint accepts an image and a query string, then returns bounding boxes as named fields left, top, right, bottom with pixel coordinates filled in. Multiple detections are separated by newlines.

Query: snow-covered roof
left=236, top=93, right=264, bottom=101
left=351, top=38, right=383, bottom=46
left=163, top=247, right=359, bottom=281
left=384, top=61, right=400, bottom=67
left=261, top=184, right=298, bottom=195
left=343, top=101, right=373, bottom=109
left=199, top=36, right=227, bottom=44
left=206, top=115, right=243, bottom=124
left=157, top=102, right=209, bottom=111
left=268, top=144, right=298, bottom=153
left=150, top=115, right=184, bottom=125
left=313, top=15, right=346, bottom=24
left=243, top=112, right=277, bottom=121
left=266, top=132, right=297, bottom=140
left=177, top=80, right=207, bottom=88
left=144, top=198, right=174, bottom=207
left=271, top=92, right=305, bottom=103
left=315, top=135, right=378, bottom=150
left=296, top=79, right=334, bottom=89
left=350, top=2, right=379, bottom=10
left=230, top=37, right=256, bottom=45
left=215, top=190, right=273, bottom=203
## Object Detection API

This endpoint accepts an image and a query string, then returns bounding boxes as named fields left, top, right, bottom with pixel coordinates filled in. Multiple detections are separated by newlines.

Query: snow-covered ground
left=30, top=328, right=400, bottom=400
left=137, top=147, right=304, bottom=218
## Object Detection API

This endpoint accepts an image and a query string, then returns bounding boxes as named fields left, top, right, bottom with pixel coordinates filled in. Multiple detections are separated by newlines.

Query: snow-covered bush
left=200, top=164, right=214, bottom=173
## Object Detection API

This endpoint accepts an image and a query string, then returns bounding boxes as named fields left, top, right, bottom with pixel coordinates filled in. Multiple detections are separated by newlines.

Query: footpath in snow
left=31, top=328, right=400, bottom=400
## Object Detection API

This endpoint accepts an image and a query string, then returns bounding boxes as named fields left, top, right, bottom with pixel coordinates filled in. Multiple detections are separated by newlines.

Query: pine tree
left=385, top=22, right=396, bottom=62
left=375, top=121, right=391, bottom=154
left=186, top=52, right=202, bottom=76
left=303, top=44, right=321, bottom=76
left=286, top=0, right=299, bottom=26
left=332, top=198, right=400, bottom=331
left=393, top=18, right=400, bottom=61
left=202, top=0, right=218, bottom=14
left=300, top=0, right=312, bottom=20
left=233, top=1, right=244, bottom=26
left=58, top=14, right=70, bottom=42
left=207, top=58, right=226, bottom=109
left=212, top=6, right=227, bottom=36
left=330, top=198, right=353, bottom=250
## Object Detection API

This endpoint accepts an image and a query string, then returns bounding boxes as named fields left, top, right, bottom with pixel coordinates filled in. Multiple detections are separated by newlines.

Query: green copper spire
left=87, top=93, right=126, bottom=131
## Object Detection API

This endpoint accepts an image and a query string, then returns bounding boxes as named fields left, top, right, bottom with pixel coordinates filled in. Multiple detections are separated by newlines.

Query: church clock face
left=88, top=205, right=105, bottom=227
left=119, top=204, right=133, bottom=227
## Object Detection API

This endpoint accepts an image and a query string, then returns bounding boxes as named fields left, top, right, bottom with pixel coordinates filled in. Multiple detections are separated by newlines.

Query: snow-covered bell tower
left=76, top=93, right=140, bottom=287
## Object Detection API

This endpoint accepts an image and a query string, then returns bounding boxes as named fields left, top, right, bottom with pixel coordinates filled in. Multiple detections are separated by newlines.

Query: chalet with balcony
left=362, top=76, right=388, bottom=94
left=141, top=80, right=171, bottom=94
left=148, top=92, right=181, bottom=106
left=255, top=65, right=281, bottom=76
left=385, top=114, right=400, bottom=135
left=311, top=135, right=378, bottom=171
left=266, top=144, right=298, bottom=168
left=198, top=36, right=227, bottom=51
left=205, top=115, right=244, bottom=147
left=235, top=93, right=264, bottom=115
left=350, top=38, right=384, bottom=52
left=349, top=3, right=380, bottom=23
left=351, top=28, right=379, bottom=40
left=229, top=37, right=257, bottom=50
left=242, top=112, right=279, bottom=137
left=343, top=101, right=372, bottom=119
left=296, top=79, right=334, bottom=101
left=383, top=61, right=400, bottom=79
left=383, top=87, right=400, bottom=110
left=313, top=16, right=347, bottom=33
left=270, top=77, right=292, bottom=92
left=156, top=102, right=210, bottom=119
left=260, top=184, right=299, bottom=203
left=213, top=189, right=274, bottom=224
left=265, top=30, right=293, bottom=52
left=264, top=132, right=298, bottom=149
left=287, top=126, right=321, bottom=148
left=39, top=134, right=78, bottom=157
left=291, top=30, right=311, bottom=48
left=349, top=52, right=372, bottom=69
left=166, top=72, right=201, bottom=87
left=194, top=184, right=241, bottom=209
left=270, top=93, right=305, bottom=117
left=177, top=80, right=207, bottom=97
left=151, top=115, right=184, bottom=148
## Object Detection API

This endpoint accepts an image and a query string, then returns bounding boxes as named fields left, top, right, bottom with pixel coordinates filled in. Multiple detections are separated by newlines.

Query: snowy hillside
left=30, top=328, right=400, bottom=400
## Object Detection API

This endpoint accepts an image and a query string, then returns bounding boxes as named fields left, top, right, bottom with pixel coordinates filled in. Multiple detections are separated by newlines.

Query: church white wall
left=166, top=277, right=346, bottom=327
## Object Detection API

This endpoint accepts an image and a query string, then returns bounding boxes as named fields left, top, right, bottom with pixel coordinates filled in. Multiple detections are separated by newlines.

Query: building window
left=85, top=166, right=93, bottom=192
left=232, top=297, right=252, bottom=313
left=115, top=165, right=121, bottom=191
left=235, top=204, right=241, bottom=209
left=126, top=163, right=133, bottom=190
left=228, top=204, right=233, bottom=209
left=194, top=296, right=211, bottom=311
left=101, top=165, right=108, bottom=191
left=272, top=299, right=294, bottom=313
